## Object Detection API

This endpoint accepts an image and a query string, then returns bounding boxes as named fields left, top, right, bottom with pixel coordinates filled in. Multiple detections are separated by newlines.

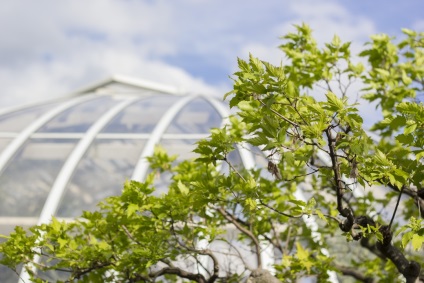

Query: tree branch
left=334, top=264, right=374, bottom=283
left=325, top=128, right=354, bottom=232
left=149, top=266, right=208, bottom=283
left=216, top=207, right=262, bottom=268
left=376, top=225, right=421, bottom=283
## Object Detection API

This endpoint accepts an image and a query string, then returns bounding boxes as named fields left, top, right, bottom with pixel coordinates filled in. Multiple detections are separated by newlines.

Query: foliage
left=1, top=24, right=424, bottom=283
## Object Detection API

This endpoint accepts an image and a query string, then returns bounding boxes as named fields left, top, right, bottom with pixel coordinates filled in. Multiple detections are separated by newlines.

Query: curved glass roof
left=0, top=76, right=260, bottom=230
left=0, top=76, right=266, bottom=282
left=0, top=76, right=361, bottom=283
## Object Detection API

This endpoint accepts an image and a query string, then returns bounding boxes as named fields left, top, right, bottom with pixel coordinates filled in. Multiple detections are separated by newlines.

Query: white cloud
left=0, top=0, right=227, bottom=109
left=0, top=49, right=222, bottom=109
left=0, top=0, right=403, bottom=127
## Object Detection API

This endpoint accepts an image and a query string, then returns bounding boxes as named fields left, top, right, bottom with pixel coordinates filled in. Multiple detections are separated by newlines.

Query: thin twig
left=257, top=99, right=299, bottom=127
left=224, top=158, right=246, bottom=182
left=389, top=185, right=405, bottom=229
left=216, top=207, right=262, bottom=268
left=258, top=199, right=343, bottom=224
left=121, top=225, right=142, bottom=245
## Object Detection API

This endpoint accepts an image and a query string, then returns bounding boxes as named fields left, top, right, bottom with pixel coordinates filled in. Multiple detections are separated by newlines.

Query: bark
left=246, top=269, right=282, bottom=283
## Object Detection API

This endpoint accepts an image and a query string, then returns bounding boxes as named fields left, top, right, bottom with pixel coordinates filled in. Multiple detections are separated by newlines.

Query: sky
left=0, top=0, right=423, bottom=115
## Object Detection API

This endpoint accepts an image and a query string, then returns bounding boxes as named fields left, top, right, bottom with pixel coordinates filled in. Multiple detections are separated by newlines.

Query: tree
left=1, top=24, right=424, bottom=283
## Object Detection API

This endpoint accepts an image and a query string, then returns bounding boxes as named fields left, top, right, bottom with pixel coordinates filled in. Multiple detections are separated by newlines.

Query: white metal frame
left=38, top=97, right=139, bottom=224
left=131, top=96, right=196, bottom=181
left=0, top=94, right=98, bottom=174
left=70, top=74, right=183, bottom=97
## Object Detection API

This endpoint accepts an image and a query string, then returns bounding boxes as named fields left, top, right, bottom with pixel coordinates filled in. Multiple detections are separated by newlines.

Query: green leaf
left=98, top=241, right=111, bottom=250
left=127, top=203, right=139, bottom=217
left=402, top=231, right=415, bottom=248
left=238, top=101, right=254, bottom=112
left=58, top=237, right=68, bottom=248
left=332, top=35, right=341, bottom=47
left=411, top=234, right=424, bottom=251
left=245, top=198, right=257, bottom=211
left=315, top=210, right=328, bottom=224
left=296, top=242, right=308, bottom=260
left=247, top=135, right=269, bottom=146
left=402, top=28, right=416, bottom=36
left=396, top=133, right=414, bottom=144
left=324, top=91, right=345, bottom=111
left=177, top=181, right=189, bottom=196
left=289, top=199, right=306, bottom=207
left=51, top=217, right=61, bottom=232
left=404, top=123, right=417, bottom=135
left=390, top=115, right=406, bottom=129
left=401, top=70, right=412, bottom=85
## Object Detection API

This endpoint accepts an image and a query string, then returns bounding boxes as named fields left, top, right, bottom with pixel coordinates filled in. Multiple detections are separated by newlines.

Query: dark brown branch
left=357, top=223, right=421, bottom=282
left=325, top=128, right=354, bottom=232
left=258, top=199, right=302, bottom=219
left=324, top=127, right=421, bottom=281
left=149, top=267, right=208, bottom=283
left=68, top=262, right=112, bottom=281
left=359, top=237, right=385, bottom=259
left=389, top=185, right=405, bottom=229
left=377, top=226, right=421, bottom=283
left=334, top=264, right=374, bottom=283
left=258, top=199, right=343, bottom=224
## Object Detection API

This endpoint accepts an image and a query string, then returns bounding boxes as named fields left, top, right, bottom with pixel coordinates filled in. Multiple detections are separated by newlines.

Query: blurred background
left=0, top=0, right=423, bottom=108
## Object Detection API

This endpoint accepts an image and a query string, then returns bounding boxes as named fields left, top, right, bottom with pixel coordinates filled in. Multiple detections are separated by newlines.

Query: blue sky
left=0, top=0, right=422, bottom=110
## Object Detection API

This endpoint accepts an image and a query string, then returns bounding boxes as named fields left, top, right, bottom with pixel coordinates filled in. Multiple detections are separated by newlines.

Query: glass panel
left=0, top=138, right=12, bottom=152
left=0, top=218, right=38, bottom=235
left=161, top=139, right=198, bottom=161
left=152, top=139, right=198, bottom=195
left=37, top=96, right=117, bottom=133
left=220, top=148, right=243, bottom=174
left=165, top=98, right=222, bottom=134
left=0, top=264, right=21, bottom=283
left=208, top=228, right=258, bottom=276
left=0, top=139, right=77, bottom=216
left=57, top=139, right=146, bottom=217
left=101, top=95, right=179, bottom=133
left=249, top=145, right=274, bottom=179
left=0, top=103, right=58, bottom=132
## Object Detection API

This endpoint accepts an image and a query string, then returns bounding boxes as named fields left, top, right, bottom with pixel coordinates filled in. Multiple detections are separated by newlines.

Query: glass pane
left=0, top=218, right=38, bottom=235
left=101, top=95, right=179, bottom=133
left=0, top=139, right=77, bottom=216
left=37, top=96, right=117, bottom=133
left=151, top=139, right=198, bottom=195
left=220, top=148, right=243, bottom=174
left=0, top=264, right=21, bottom=283
left=249, top=145, right=274, bottom=179
left=0, top=139, right=12, bottom=152
left=161, top=139, right=198, bottom=160
left=57, top=139, right=146, bottom=217
left=165, top=98, right=222, bottom=134
left=0, top=103, right=58, bottom=132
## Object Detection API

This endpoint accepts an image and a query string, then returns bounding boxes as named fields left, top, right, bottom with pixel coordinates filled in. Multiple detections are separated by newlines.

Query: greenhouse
left=0, top=75, right=269, bottom=282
